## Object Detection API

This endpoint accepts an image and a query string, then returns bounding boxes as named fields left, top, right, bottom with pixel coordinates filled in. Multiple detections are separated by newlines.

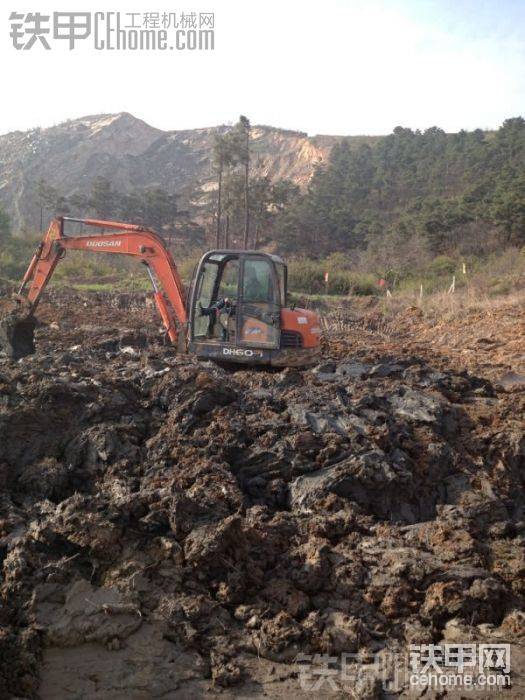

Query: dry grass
left=320, top=286, right=525, bottom=339
left=383, top=286, right=525, bottom=322
left=320, top=283, right=525, bottom=384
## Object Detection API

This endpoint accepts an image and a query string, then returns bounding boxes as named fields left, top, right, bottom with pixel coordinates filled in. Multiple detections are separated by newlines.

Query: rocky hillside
left=0, top=113, right=340, bottom=234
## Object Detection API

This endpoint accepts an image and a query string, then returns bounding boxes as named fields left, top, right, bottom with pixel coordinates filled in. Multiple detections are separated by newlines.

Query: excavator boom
left=17, top=216, right=188, bottom=346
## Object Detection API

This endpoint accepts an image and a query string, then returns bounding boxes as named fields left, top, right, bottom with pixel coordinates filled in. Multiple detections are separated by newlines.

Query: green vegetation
left=0, top=236, right=36, bottom=281
left=0, top=233, right=523, bottom=303
left=34, top=176, right=205, bottom=246
left=287, top=257, right=378, bottom=296
left=209, top=116, right=299, bottom=249
left=0, top=204, right=10, bottom=242
left=1, top=116, right=524, bottom=302
left=275, top=118, right=525, bottom=266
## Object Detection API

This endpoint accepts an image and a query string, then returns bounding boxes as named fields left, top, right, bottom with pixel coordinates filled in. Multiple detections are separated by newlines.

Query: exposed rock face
left=0, top=113, right=340, bottom=233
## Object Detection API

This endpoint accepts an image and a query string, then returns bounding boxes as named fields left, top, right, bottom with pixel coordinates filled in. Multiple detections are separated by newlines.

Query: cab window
left=242, top=259, right=275, bottom=303
left=196, top=261, right=217, bottom=308
left=217, top=258, right=239, bottom=299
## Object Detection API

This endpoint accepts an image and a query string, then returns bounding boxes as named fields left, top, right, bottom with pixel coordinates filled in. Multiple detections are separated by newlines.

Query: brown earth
left=0, top=289, right=523, bottom=699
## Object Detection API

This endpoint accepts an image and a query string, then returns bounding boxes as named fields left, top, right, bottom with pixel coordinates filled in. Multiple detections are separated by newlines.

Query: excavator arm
left=17, top=217, right=188, bottom=347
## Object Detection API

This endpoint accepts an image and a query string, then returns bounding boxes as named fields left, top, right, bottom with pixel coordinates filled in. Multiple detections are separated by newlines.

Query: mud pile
left=0, top=291, right=524, bottom=697
left=0, top=301, right=36, bottom=360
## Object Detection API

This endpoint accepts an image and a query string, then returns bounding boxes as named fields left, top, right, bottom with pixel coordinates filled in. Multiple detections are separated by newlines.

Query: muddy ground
left=0, top=289, right=523, bottom=699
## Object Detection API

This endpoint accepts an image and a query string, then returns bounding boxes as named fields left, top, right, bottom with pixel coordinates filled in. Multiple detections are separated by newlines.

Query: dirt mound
left=0, top=291, right=523, bottom=697
left=0, top=300, right=36, bottom=360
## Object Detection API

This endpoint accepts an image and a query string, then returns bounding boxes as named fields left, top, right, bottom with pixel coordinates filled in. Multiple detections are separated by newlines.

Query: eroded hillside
left=0, top=114, right=338, bottom=233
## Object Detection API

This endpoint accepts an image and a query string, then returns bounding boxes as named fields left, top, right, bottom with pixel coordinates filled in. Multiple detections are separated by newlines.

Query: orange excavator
left=13, top=216, right=321, bottom=367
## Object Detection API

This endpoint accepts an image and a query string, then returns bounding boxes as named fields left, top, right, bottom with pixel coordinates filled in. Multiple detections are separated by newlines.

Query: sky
left=0, top=0, right=524, bottom=136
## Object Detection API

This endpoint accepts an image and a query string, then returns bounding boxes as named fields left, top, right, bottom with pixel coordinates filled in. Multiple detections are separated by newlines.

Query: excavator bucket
left=0, top=305, right=36, bottom=360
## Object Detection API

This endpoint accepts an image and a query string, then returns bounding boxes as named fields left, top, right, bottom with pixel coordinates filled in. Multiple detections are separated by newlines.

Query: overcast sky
left=0, top=0, right=523, bottom=136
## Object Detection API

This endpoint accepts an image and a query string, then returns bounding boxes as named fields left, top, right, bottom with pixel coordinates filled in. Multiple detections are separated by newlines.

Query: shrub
left=177, top=252, right=201, bottom=283
left=287, top=259, right=379, bottom=296
left=346, top=274, right=380, bottom=296
left=488, top=277, right=513, bottom=296
left=0, top=237, right=39, bottom=280
left=428, top=255, right=457, bottom=275
left=53, top=253, right=117, bottom=281
left=288, top=259, right=325, bottom=294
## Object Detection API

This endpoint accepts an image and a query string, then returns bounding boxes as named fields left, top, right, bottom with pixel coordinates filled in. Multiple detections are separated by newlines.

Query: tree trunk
left=225, top=214, right=230, bottom=248
left=216, top=166, right=223, bottom=248
left=243, top=134, right=250, bottom=249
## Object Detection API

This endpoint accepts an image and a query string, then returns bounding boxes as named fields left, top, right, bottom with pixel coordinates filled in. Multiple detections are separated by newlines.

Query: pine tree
left=236, top=116, right=251, bottom=248
left=89, top=177, right=116, bottom=219
left=212, top=132, right=236, bottom=247
left=35, top=179, right=69, bottom=229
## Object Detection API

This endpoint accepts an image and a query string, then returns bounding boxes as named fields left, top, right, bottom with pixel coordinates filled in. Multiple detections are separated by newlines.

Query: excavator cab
left=188, top=251, right=321, bottom=366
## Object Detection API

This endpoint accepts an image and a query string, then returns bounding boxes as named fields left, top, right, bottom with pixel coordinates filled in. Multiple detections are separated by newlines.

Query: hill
left=0, top=113, right=341, bottom=233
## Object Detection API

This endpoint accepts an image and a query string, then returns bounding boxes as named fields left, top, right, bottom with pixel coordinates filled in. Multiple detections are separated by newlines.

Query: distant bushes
left=52, top=254, right=120, bottom=281
left=0, top=237, right=38, bottom=281
left=0, top=237, right=203, bottom=292
left=428, top=255, right=457, bottom=276
left=287, top=259, right=379, bottom=296
left=287, top=247, right=524, bottom=299
left=0, top=234, right=523, bottom=300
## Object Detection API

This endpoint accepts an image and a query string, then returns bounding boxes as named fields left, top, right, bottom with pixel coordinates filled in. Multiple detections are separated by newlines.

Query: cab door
left=238, top=256, right=280, bottom=349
